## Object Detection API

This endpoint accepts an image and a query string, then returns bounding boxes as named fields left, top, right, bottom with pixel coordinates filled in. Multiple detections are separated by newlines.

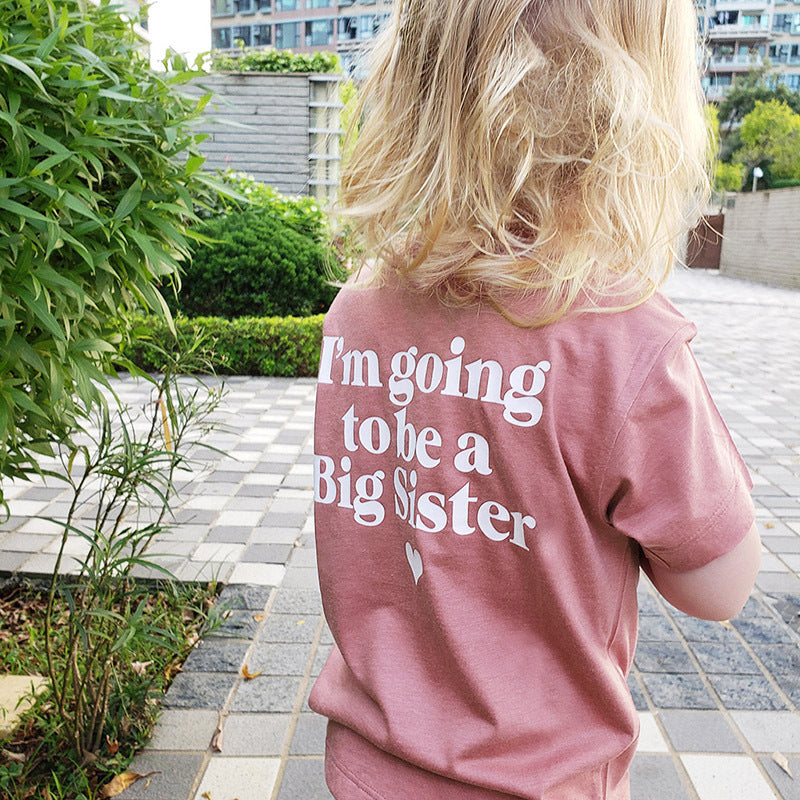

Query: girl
left=310, top=2, right=761, bottom=798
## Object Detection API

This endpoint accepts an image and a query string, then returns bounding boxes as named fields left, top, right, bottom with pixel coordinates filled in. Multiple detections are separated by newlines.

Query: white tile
left=228, top=449, right=263, bottom=462
left=243, top=473, right=284, bottom=486
left=757, top=553, right=790, bottom=572
left=681, top=755, right=775, bottom=800
left=193, top=543, right=244, bottom=562
left=267, top=444, right=302, bottom=456
left=637, top=713, right=669, bottom=753
left=215, top=510, right=263, bottom=527
left=183, top=494, right=229, bottom=511
left=731, top=711, right=800, bottom=752
left=288, top=464, right=314, bottom=476
left=5, top=500, right=52, bottom=516
left=228, top=562, right=285, bottom=587
left=18, top=518, right=66, bottom=535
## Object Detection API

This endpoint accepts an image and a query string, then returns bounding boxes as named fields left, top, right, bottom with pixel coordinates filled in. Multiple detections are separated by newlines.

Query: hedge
left=123, top=314, right=324, bottom=377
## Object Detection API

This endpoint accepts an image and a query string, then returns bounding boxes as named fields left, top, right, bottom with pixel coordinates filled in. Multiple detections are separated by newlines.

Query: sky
left=147, top=0, right=212, bottom=69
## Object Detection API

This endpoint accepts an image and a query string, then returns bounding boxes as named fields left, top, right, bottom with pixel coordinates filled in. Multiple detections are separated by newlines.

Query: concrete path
left=1, top=269, right=799, bottom=800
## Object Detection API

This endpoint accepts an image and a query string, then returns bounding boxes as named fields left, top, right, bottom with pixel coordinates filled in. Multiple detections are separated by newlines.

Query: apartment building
left=697, top=0, right=800, bottom=99
left=210, top=0, right=393, bottom=73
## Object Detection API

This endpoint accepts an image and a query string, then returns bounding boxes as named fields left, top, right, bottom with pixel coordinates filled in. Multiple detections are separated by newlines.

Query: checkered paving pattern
left=1, top=268, right=799, bottom=800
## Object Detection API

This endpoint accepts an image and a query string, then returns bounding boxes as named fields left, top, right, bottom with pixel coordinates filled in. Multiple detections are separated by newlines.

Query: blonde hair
left=337, top=0, right=711, bottom=324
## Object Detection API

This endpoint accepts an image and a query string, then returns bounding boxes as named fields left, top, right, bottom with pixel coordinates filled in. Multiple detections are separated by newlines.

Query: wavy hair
left=337, top=0, right=711, bottom=324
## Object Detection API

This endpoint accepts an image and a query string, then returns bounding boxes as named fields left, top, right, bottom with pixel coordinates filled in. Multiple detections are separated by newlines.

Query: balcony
left=708, top=23, right=772, bottom=40
left=708, top=53, right=765, bottom=70
left=712, top=0, right=771, bottom=10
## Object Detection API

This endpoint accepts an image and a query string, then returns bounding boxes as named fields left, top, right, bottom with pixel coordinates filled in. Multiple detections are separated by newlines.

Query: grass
left=0, top=576, right=222, bottom=800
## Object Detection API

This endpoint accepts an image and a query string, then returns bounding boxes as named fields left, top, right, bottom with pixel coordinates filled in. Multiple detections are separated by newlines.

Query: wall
left=187, top=72, right=341, bottom=199
left=719, top=188, right=800, bottom=290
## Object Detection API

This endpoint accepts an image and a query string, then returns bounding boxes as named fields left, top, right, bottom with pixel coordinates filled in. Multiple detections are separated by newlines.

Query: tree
left=0, top=0, right=219, bottom=505
left=735, top=100, right=800, bottom=182
left=717, top=65, right=800, bottom=133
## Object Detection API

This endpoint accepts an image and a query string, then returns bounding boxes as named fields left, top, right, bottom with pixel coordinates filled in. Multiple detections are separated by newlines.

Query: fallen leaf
left=766, top=523, right=775, bottom=529
left=1, top=749, right=26, bottom=764
left=99, top=771, right=158, bottom=798
left=201, top=793, right=212, bottom=800
left=131, top=660, right=153, bottom=676
left=772, top=751, right=793, bottom=778
left=296, top=619, right=306, bottom=627
left=719, top=620, right=732, bottom=630
left=211, top=712, right=225, bottom=752
left=241, top=664, right=262, bottom=680
left=253, top=613, right=265, bottom=622
left=106, top=735, right=119, bottom=755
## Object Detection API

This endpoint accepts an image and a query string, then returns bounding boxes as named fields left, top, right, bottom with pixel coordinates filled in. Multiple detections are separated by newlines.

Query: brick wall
left=187, top=72, right=341, bottom=198
left=720, top=188, right=800, bottom=290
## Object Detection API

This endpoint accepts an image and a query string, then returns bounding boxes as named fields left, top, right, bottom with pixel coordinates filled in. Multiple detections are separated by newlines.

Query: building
left=210, top=0, right=393, bottom=74
left=697, top=0, right=800, bottom=100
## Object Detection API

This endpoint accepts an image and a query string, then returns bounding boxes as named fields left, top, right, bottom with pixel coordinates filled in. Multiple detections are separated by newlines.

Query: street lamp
left=752, top=166, right=764, bottom=193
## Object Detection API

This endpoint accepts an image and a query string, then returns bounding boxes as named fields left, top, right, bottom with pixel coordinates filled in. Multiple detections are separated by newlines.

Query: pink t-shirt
left=310, top=275, right=754, bottom=800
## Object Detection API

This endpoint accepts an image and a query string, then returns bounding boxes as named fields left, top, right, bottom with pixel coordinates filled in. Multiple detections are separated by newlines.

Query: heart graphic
left=405, top=542, right=423, bottom=585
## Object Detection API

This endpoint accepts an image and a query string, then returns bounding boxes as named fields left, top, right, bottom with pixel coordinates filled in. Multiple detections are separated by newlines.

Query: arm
left=641, top=521, right=761, bottom=621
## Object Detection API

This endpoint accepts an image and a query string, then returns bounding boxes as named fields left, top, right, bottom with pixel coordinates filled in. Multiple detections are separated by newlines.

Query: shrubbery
left=210, top=48, right=340, bottom=74
left=173, top=206, right=339, bottom=318
left=124, top=314, right=324, bottom=376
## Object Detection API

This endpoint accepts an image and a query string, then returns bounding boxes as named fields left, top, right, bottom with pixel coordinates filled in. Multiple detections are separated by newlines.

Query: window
left=212, top=0, right=234, bottom=16
left=253, top=24, right=271, bottom=45
left=235, top=0, right=254, bottom=13
left=274, top=0, right=297, bottom=10
left=358, top=13, right=376, bottom=39
left=212, top=26, right=233, bottom=47
left=781, top=73, right=800, bottom=91
left=233, top=25, right=252, bottom=45
left=339, top=16, right=357, bottom=39
left=307, top=0, right=332, bottom=7
left=276, top=21, right=300, bottom=47
left=306, top=18, right=334, bottom=46
left=773, top=14, right=792, bottom=33
left=257, top=0, right=271, bottom=10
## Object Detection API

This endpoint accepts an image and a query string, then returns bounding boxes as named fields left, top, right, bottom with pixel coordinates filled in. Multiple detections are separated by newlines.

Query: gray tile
left=230, top=675, right=302, bottom=712
left=671, top=616, right=740, bottom=643
left=250, top=643, right=310, bottom=676
left=759, top=755, right=800, bottom=800
left=218, top=713, right=291, bottom=756
left=312, top=644, right=332, bottom=678
left=211, top=609, right=261, bottom=640
left=251, top=527, right=302, bottom=545
left=283, top=567, right=321, bottom=590
left=290, top=713, right=328, bottom=755
left=260, top=613, right=318, bottom=644
left=640, top=673, right=716, bottom=710
left=732, top=616, right=796, bottom=644
left=217, top=584, right=273, bottom=611
left=630, top=755, right=691, bottom=800
left=205, top=526, right=252, bottom=543
left=242, top=543, right=293, bottom=563
left=237, top=484, right=278, bottom=498
left=689, top=642, right=761, bottom=674
left=0, top=550, right=29, bottom=573
left=277, top=757, right=333, bottom=800
left=659, top=711, right=743, bottom=752
left=756, top=573, right=800, bottom=593
left=182, top=640, right=250, bottom=673
left=635, top=642, right=695, bottom=673
left=147, top=709, right=220, bottom=751
left=261, top=511, right=307, bottom=528
left=637, top=591, right=663, bottom=616
left=752, top=644, right=800, bottom=675
left=707, top=674, right=788, bottom=711
left=164, top=672, right=236, bottom=709
left=638, top=615, right=680, bottom=642
left=116, top=752, right=204, bottom=799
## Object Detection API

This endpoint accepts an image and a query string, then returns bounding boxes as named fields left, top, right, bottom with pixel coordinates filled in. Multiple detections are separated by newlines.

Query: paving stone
left=638, top=615, right=680, bottom=642
left=771, top=594, right=800, bottom=636
left=230, top=675, right=302, bottom=712
left=271, top=590, right=324, bottom=617
left=290, top=713, right=328, bottom=755
left=282, top=567, right=322, bottom=590
left=659, top=711, right=743, bottom=753
left=193, top=756, right=280, bottom=800
left=630, top=755, right=691, bottom=800
left=756, top=573, right=800, bottom=593
left=707, top=674, right=787, bottom=711
left=260, top=613, right=318, bottom=644
left=242, top=543, right=293, bottom=563
left=736, top=597, right=774, bottom=619
left=732, top=615, right=797, bottom=644
left=752, top=643, right=800, bottom=675
left=261, top=511, right=308, bottom=528
left=689, top=642, right=761, bottom=674
left=759, top=755, right=800, bottom=800
left=227, top=562, right=286, bottom=586
left=312, top=644, right=332, bottom=678
left=681, top=754, right=776, bottom=800
left=147, top=709, right=220, bottom=751
left=219, top=713, right=291, bottom=755
left=0, top=550, right=29, bottom=573
left=116, top=752, right=204, bottom=800
left=164, top=672, right=236, bottom=709
left=250, top=526, right=302, bottom=545
left=640, top=673, right=716, bottom=710
left=637, top=590, right=663, bottom=616
left=249, top=643, right=310, bottom=676
left=773, top=673, right=800, bottom=706
left=217, top=584, right=273, bottom=611
left=236, top=483, right=278, bottom=498
left=634, top=642, right=695, bottom=673
left=277, top=757, right=333, bottom=800
left=671, top=615, right=742, bottom=643
left=732, top=711, right=800, bottom=752
left=211, top=609, right=261, bottom=640
left=204, top=526, right=252, bottom=543
left=182, top=640, right=250, bottom=673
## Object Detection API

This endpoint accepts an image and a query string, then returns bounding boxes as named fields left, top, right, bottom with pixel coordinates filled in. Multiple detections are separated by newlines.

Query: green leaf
left=0, top=54, right=47, bottom=95
left=24, top=126, right=72, bottom=157
left=30, top=151, right=73, bottom=176
left=184, top=155, right=205, bottom=175
left=113, top=179, right=143, bottom=221
left=0, top=196, right=50, bottom=224
left=16, top=285, right=66, bottom=342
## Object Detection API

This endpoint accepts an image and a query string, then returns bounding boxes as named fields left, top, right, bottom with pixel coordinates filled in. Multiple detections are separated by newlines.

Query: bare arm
left=641, top=522, right=761, bottom=621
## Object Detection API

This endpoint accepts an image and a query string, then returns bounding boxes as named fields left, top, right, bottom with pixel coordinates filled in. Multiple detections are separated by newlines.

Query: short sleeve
left=600, top=333, right=755, bottom=572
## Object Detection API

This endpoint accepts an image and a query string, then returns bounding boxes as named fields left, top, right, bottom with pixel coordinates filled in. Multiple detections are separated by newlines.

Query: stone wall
left=720, top=188, right=800, bottom=290
left=187, top=72, right=341, bottom=199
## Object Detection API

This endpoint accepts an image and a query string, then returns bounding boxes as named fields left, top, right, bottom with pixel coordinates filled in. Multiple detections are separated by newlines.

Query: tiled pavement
left=1, top=268, right=799, bottom=799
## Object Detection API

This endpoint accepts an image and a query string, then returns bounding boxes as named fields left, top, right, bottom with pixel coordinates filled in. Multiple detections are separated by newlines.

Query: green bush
left=211, top=48, right=340, bottom=74
left=124, top=314, right=325, bottom=377
left=173, top=207, right=339, bottom=318
left=0, top=0, right=220, bottom=501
